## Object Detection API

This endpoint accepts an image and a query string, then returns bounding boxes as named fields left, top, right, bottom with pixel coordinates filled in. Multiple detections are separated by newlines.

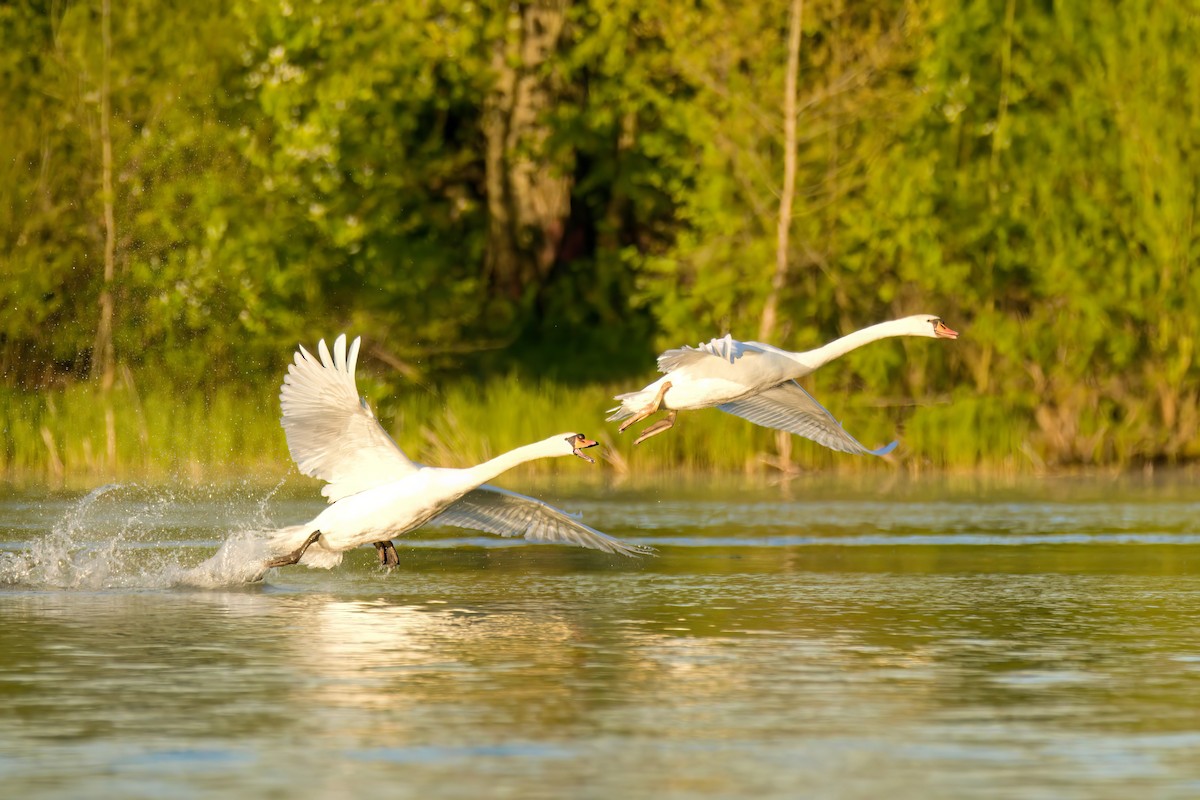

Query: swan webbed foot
left=373, top=540, right=399, bottom=569
left=618, top=381, right=673, bottom=433
left=633, top=410, right=678, bottom=445
left=264, top=531, right=322, bottom=569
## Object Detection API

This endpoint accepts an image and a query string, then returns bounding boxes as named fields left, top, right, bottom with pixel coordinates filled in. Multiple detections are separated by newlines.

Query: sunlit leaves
left=1, top=0, right=1197, bottom=467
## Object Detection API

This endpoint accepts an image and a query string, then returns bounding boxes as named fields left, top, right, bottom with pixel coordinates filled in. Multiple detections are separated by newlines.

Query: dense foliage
left=2, top=0, right=1198, bottom=474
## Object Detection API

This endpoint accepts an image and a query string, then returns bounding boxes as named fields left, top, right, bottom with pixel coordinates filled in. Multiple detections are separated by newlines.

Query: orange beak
left=935, top=321, right=959, bottom=339
left=572, top=437, right=598, bottom=462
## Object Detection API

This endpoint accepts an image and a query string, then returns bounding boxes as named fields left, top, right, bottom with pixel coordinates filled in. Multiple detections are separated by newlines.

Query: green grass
left=0, top=382, right=287, bottom=485
left=0, top=371, right=1105, bottom=486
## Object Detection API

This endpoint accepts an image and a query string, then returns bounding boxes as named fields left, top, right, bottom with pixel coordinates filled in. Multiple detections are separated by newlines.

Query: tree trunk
left=93, top=0, right=118, bottom=465
left=762, top=0, right=804, bottom=473
left=759, top=0, right=804, bottom=343
left=483, top=0, right=572, bottom=302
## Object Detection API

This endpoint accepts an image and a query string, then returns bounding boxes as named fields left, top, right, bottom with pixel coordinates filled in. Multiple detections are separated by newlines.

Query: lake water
left=2, top=476, right=1200, bottom=799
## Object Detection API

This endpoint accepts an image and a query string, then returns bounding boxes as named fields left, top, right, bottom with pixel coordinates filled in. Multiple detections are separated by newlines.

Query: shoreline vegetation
left=4, top=372, right=1193, bottom=488
left=3, top=3, right=1197, bottom=480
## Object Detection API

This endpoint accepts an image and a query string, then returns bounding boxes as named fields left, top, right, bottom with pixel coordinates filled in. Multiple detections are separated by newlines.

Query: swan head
left=904, top=314, right=959, bottom=339
left=560, top=433, right=599, bottom=463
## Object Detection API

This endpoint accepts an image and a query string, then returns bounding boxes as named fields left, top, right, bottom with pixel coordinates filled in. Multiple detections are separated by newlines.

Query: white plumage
left=608, top=314, right=958, bottom=453
left=266, top=334, right=649, bottom=572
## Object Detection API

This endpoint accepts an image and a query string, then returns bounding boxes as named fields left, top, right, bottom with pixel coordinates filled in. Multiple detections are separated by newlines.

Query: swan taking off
left=608, top=314, right=958, bottom=453
left=263, top=334, right=649, bottom=574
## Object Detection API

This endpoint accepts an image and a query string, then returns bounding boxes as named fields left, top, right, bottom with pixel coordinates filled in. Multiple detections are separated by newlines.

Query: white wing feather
left=718, top=381, right=898, bottom=457
left=656, top=335, right=799, bottom=374
left=279, top=334, right=419, bottom=502
left=430, top=486, right=653, bottom=557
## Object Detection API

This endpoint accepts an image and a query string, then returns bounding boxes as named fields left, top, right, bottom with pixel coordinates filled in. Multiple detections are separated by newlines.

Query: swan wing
left=280, top=334, right=419, bottom=501
left=717, top=381, right=898, bottom=457
left=656, top=335, right=803, bottom=376
left=657, top=334, right=761, bottom=372
left=430, top=486, right=653, bottom=557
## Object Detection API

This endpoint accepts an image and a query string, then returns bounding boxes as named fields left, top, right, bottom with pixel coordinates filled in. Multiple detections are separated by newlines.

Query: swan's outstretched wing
left=658, top=334, right=757, bottom=372
left=718, top=381, right=898, bottom=457
left=657, top=334, right=798, bottom=374
left=280, top=334, right=419, bottom=501
left=429, top=486, right=653, bottom=557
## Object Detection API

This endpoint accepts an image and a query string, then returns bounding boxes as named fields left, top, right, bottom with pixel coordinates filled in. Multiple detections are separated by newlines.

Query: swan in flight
left=607, top=314, right=958, bottom=454
left=262, top=334, right=649, bottom=574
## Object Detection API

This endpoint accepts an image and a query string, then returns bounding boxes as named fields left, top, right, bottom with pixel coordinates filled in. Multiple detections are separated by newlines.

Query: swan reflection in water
left=275, top=597, right=632, bottom=742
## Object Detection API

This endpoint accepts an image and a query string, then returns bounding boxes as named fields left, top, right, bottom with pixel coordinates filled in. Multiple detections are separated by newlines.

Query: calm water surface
left=2, top=477, right=1200, bottom=799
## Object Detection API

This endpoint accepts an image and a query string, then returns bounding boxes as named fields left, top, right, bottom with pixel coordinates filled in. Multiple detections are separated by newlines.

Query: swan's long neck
left=790, top=319, right=914, bottom=373
left=459, top=440, right=558, bottom=488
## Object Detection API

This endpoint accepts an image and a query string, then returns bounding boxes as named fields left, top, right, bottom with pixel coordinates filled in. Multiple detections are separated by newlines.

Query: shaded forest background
left=1, top=0, right=1198, bottom=480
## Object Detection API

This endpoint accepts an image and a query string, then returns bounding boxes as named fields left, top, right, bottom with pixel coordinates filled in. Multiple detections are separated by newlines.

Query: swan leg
left=634, top=410, right=678, bottom=445
left=373, top=540, right=399, bottom=568
left=263, top=531, right=322, bottom=569
left=618, top=381, right=673, bottom=433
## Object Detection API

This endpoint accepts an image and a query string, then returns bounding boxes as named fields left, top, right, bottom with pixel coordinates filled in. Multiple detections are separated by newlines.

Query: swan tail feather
left=606, top=402, right=636, bottom=422
left=607, top=386, right=661, bottom=422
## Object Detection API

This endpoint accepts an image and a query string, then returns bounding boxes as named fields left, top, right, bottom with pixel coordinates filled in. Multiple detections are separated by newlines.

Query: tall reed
left=2, top=372, right=1043, bottom=485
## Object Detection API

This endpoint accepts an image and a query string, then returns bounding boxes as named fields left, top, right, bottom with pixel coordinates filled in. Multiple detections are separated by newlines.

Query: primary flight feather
left=263, top=334, right=649, bottom=573
left=608, top=314, right=958, bottom=452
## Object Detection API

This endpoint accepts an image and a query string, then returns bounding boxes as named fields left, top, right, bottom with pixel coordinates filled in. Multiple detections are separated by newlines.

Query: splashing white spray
left=0, top=482, right=291, bottom=590
left=169, top=529, right=275, bottom=587
left=1, top=484, right=130, bottom=588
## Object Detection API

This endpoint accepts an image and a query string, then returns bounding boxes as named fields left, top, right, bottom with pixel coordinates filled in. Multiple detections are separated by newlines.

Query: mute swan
left=263, top=334, right=648, bottom=573
left=607, top=314, right=958, bottom=453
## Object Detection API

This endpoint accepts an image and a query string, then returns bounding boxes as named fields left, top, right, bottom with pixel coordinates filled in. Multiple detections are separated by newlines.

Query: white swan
left=607, top=314, right=958, bottom=453
left=263, top=334, right=648, bottom=573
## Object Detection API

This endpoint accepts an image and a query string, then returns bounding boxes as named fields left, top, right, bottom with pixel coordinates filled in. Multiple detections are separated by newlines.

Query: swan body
left=608, top=314, right=958, bottom=453
left=267, top=334, right=648, bottom=571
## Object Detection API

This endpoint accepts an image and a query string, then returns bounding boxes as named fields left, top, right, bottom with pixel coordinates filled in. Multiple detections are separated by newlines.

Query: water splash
left=0, top=483, right=282, bottom=590
left=169, top=529, right=274, bottom=588
left=0, top=483, right=134, bottom=588
left=167, top=476, right=293, bottom=587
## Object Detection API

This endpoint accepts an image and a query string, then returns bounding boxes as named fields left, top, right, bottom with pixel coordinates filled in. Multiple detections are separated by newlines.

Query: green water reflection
left=2, top=478, right=1199, bottom=798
